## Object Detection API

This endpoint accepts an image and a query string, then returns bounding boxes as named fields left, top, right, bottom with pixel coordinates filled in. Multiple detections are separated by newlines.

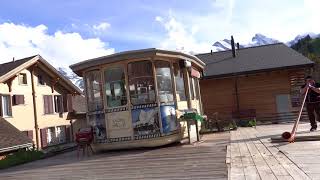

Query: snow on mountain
left=287, top=33, right=320, bottom=46
left=250, top=33, right=280, bottom=46
left=57, top=67, right=84, bottom=90
left=212, top=33, right=280, bottom=52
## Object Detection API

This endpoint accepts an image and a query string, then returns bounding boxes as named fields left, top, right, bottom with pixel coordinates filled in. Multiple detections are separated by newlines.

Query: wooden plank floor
left=229, top=123, right=320, bottom=180
left=0, top=132, right=229, bottom=180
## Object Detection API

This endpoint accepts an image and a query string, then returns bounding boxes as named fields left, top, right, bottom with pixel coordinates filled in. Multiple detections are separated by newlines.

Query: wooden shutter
left=59, top=96, right=63, bottom=113
left=44, top=96, right=48, bottom=114
left=48, top=96, right=53, bottom=114
left=67, top=94, right=73, bottom=112
left=12, top=95, right=25, bottom=105
left=65, top=126, right=71, bottom=143
left=8, top=95, right=12, bottom=116
left=63, top=95, right=68, bottom=112
left=12, top=95, right=17, bottom=105
left=40, top=128, right=48, bottom=148
left=0, top=95, right=3, bottom=117
left=19, top=95, right=25, bottom=104
left=28, top=130, right=33, bottom=140
left=44, top=95, right=53, bottom=114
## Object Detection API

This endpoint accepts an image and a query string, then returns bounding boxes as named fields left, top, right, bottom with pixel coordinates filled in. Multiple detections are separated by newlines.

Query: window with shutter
left=43, top=95, right=53, bottom=114
left=28, top=130, right=33, bottom=140
left=54, top=95, right=63, bottom=113
left=12, top=95, right=25, bottom=105
left=67, top=94, right=73, bottom=112
left=40, top=128, right=48, bottom=148
left=65, top=126, right=71, bottom=142
left=63, top=95, right=68, bottom=112
left=1, top=95, right=12, bottom=117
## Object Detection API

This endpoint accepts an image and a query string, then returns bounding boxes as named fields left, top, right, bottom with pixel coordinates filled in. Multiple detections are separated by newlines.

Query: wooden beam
left=4, top=76, right=15, bottom=92
left=51, top=77, right=60, bottom=93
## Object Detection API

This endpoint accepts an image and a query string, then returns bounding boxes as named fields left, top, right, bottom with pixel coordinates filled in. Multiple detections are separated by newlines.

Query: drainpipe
left=30, top=66, right=40, bottom=150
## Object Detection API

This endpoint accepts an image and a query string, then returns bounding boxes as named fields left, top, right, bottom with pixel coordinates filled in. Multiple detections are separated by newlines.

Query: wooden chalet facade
left=196, top=43, right=314, bottom=123
left=0, top=55, right=82, bottom=150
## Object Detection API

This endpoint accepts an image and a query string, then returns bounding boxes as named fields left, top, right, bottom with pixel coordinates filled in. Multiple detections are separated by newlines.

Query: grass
left=0, top=149, right=44, bottom=169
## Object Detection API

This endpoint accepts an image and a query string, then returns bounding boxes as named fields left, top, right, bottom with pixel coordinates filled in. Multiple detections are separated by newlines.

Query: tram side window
left=173, top=63, right=187, bottom=101
left=190, top=77, right=200, bottom=100
left=128, top=61, right=155, bottom=105
left=194, top=77, right=200, bottom=100
left=85, top=70, right=103, bottom=111
left=104, top=67, right=127, bottom=107
left=155, top=61, right=174, bottom=103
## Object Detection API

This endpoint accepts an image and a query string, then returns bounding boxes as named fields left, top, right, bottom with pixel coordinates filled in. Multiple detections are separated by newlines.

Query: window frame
left=154, top=60, right=175, bottom=104
left=173, top=62, right=187, bottom=102
left=54, top=95, right=63, bottom=114
left=37, top=74, right=46, bottom=86
left=103, top=65, right=128, bottom=108
left=127, top=60, right=156, bottom=105
left=18, top=73, right=28, bottom=85
left=0, top=94, right=12, bottom=117
left=43, top=95, right=54, bottom=115
left=12, top=94, right=25, bottom=106
left=85, top=69, right=104, bottom=112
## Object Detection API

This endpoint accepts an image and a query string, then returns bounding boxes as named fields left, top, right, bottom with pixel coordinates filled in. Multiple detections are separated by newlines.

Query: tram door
left=104, top=66, right=133, bottom=141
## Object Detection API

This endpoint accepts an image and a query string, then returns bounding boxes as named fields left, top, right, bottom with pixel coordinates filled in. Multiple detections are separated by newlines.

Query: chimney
left=210, top=49, right=213, bottom=55
left=231, top=36, right=236, bottom=58
left=12, top=57, right=15, bottom=62
left=236, top=42, right=240, bottom=50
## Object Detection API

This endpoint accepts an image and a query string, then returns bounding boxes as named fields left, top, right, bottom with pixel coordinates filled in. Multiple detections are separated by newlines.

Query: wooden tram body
left=70, top=49, right=205, bottom=151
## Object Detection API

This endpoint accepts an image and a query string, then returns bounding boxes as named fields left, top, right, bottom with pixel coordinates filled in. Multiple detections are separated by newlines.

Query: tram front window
left=104, top=67, right=127, bottom=107
left=173, top=63, right=187, bottom=102
left=155, top=61, right=174, bottom=103
left=128, top=61, right=156, bottom=105
left=85, top=70, right=103, bottom=111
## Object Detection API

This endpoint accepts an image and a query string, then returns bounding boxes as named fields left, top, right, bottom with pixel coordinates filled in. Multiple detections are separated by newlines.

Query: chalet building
left=197, top=43, right=314, bottom=122
left=0, top=55, right=82, bottom=150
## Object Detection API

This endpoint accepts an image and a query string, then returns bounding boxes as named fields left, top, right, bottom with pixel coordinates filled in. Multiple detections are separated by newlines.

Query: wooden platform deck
left=0, top=132, right=229, bottom=180
left=229, top=123, right=320, bottom=180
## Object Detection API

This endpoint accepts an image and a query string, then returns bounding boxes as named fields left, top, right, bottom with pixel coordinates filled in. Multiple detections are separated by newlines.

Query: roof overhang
left=202, top=63, right=314, bottom=80
left=0, top=143, right=33, bottom=154
left=0, top=55, right=82, bottom=94
left=70, top=48, right=205, bottom=76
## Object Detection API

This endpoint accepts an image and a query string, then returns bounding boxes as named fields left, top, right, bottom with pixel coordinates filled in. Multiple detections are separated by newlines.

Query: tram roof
left=70, top=48, right=205, bottom=76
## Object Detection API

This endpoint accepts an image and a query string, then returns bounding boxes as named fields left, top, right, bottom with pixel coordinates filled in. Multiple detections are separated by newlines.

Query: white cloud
left=155, top=0, right=320, bottom=53
left=0, top=22, right=115, bottom=68
left=155, top=16, right=211, bottom=54
left=92, top=22, right=110, bottom=32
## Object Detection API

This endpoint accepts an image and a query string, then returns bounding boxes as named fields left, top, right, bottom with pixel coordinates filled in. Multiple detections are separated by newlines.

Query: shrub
left=0, top=149, right=44, bottom=169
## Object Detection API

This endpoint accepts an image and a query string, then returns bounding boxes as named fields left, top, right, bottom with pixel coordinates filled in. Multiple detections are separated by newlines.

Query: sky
left=0, top=0, right=319, bottom=69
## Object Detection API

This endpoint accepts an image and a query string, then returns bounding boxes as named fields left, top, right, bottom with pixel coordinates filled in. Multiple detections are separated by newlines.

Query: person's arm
left=300, top=85, right=308, bottom=95
left=309, top=85, right=320, bottom=94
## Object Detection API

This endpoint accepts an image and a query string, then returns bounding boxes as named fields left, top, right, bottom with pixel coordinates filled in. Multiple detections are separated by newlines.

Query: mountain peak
left=211, top=33, right=278, bottom=52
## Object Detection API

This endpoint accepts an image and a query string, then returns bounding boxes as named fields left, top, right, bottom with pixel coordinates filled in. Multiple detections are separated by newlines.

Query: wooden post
left=195, top=119, right=200, bottom=141
left=30, top=66, right=40, bottom=150
left=187, top=120, right=191, bottom=144
left=152, top=59, right=163, bottom=135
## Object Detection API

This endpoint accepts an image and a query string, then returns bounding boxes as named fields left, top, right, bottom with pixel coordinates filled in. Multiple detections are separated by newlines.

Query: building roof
left=196, top=43, right=314, bottom=78
left=0, top=117, right=33, bottom=153
left=70, top=48, right=205, bottom=76
left=0, top=55, right=82, bottom=94
left=0, top=55, right=37, bottom=77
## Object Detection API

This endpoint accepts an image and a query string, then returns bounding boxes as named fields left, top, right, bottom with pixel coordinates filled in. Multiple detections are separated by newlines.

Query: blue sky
left=0, top=0, right=319, bottom=68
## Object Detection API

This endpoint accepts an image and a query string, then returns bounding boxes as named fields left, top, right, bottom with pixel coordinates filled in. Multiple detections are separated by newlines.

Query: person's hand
left=308, top=83, right=313, bottom=88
